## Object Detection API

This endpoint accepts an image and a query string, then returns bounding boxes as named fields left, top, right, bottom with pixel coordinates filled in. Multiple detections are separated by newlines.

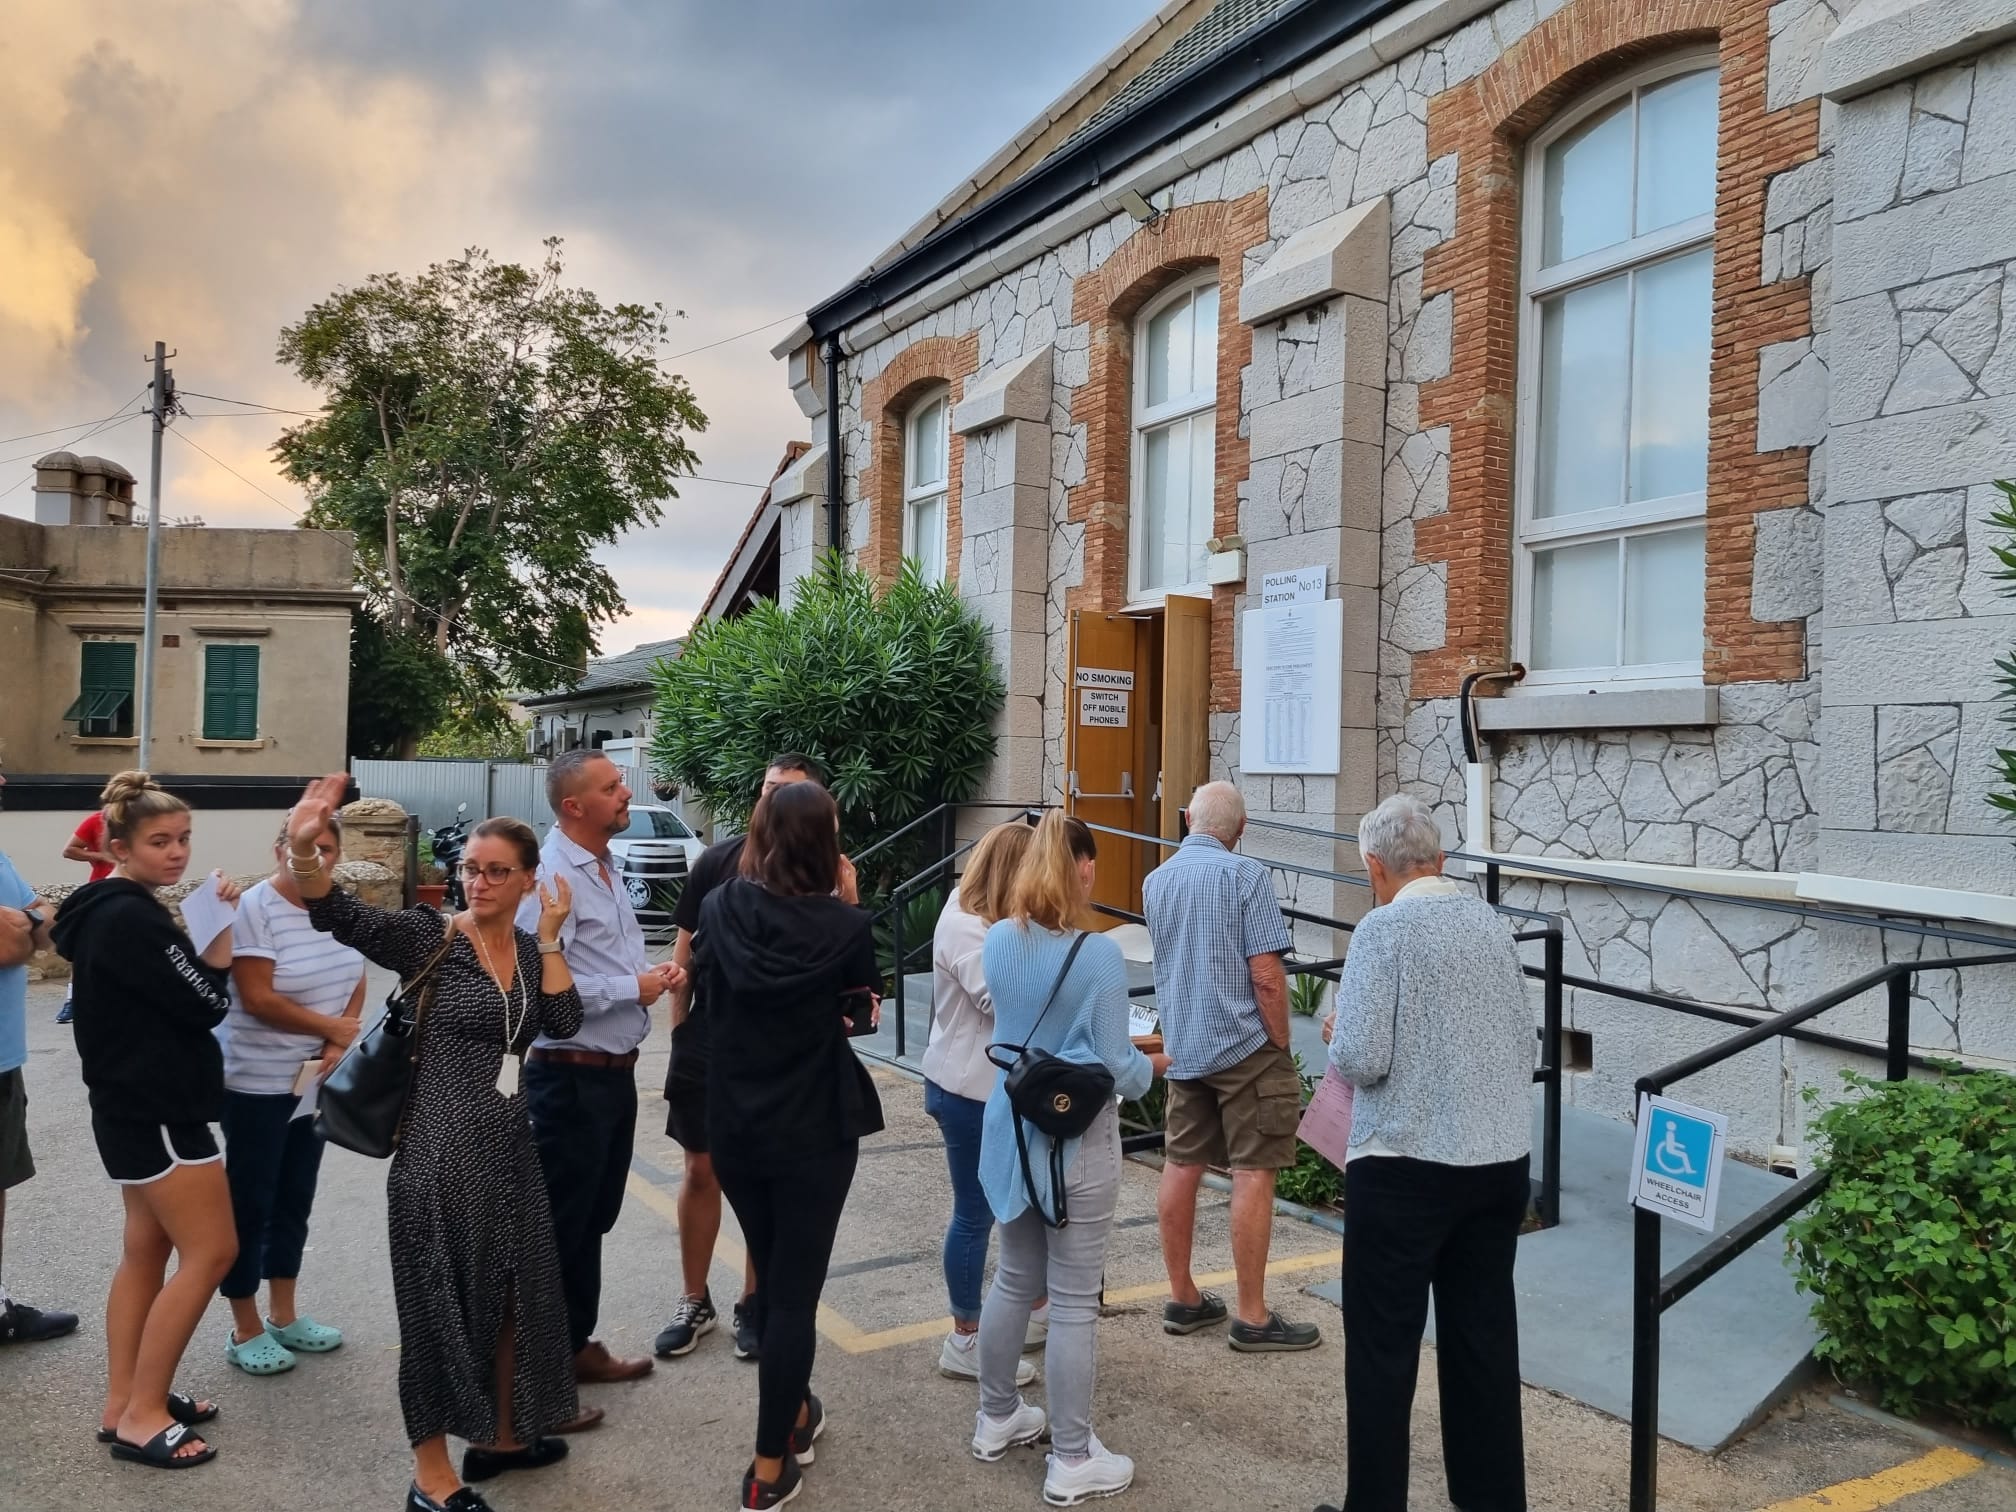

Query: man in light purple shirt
left=518, top=749, right=682, bottom=1413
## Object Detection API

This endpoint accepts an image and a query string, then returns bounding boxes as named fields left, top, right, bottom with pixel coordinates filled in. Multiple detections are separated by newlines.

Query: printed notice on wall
left=1079, top=688, right=1129, bottom=728
left=1238, top=597, right=1342, bottom=775
left=1260, top=565, right=1327, bottom=608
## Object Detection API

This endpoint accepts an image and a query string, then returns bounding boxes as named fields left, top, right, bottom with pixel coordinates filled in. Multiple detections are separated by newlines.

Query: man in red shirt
left=55, top=811, right=112, bottom=1024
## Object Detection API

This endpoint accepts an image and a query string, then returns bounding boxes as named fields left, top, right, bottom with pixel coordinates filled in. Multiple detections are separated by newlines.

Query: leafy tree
left=344, top=608, right=456, bottom=760
left=417, top=703, right=531, bottom=761
left=276, top=239, right=706, bottom=756
left=649, top=554, right=1005, bottom=873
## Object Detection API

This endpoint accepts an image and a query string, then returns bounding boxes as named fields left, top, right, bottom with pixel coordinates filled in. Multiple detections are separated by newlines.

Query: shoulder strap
left=401, top=914, right=457, bottom=1028
left=1023, top=931, right=1090, bottom=1046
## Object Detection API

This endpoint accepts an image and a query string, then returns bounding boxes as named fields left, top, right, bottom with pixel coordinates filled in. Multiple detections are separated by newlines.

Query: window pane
left=1191, top=283, right=1219, bottom=397
left=1623, top=526, right=1704, bottom=665
left=1542, top=97, right=1632, bottom=266
left=908, top=399, right=945, bottom=490
left=1145, top=293, right=1194, bottom=409
left=1635, top=69, right=1718, bottom=237
left=1535, top=275, right=1629, bottom=519
left=1186, top=413, right=1215, bottom=587
left=1532, top=540, right=1620, bottom=670
left=1141, top=419, right=1199, bottom=591
left=910, top=496, right=945, bottom=584
left=1628, top=249, right=1711, bottom=503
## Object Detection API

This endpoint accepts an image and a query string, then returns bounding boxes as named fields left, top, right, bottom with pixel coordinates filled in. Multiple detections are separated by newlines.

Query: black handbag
left=987, top=932, right=1114, bottom=1228
left=314, top=915, right=455, bottom=1159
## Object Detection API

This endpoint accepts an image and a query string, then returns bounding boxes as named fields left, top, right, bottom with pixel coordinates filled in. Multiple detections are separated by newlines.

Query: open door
left=1067, top=609, right=1143, bottom=922
left=1160, top=595, right=1212, bottom=845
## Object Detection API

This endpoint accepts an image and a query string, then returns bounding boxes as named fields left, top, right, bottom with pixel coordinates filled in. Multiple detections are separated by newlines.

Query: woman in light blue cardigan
left=972, top=812, right=1167, bottom=1507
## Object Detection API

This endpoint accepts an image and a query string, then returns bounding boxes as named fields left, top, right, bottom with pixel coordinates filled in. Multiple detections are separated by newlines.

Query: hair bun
left=99, top=769, right=160, bottom=807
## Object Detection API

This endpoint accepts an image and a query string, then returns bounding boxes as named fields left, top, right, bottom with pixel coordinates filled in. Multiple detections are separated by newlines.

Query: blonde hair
left=1002, top=811, right=1097, bottom=932
left=99, top=770, right=190, bottom=845
left=959, top=821, right=1035, bottom=926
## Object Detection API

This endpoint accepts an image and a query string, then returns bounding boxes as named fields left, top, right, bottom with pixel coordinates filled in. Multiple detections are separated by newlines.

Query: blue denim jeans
left=924, top=1079, right=991, bottom=1324
left=218, top=1089, right=326, bottom=1300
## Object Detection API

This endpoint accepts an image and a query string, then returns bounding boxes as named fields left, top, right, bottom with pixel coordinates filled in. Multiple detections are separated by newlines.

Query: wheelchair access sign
left=1628, top=1093, right=1728, bottom=1233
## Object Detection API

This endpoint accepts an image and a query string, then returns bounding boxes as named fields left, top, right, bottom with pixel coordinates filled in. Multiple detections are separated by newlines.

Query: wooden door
left=1067, top=609, right=1142, bottom=922
left=1160, top=594, right=1212, bottom=845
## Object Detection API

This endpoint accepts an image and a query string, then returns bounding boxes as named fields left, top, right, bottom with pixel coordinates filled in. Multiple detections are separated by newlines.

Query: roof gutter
left=804, top=0, right=1408, bottom=344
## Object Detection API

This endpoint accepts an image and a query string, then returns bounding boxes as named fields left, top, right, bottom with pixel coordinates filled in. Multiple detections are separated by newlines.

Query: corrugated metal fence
left=352, top=760, right=554, bottom=833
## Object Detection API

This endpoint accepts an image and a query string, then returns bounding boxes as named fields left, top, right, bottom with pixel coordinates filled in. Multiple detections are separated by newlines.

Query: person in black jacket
left=699, top=780, right=884, bottom=1511
left=50, top=771, right=242, bottom=1471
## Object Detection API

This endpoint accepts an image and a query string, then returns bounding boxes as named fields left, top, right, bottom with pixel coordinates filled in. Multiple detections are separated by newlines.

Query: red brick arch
left=1067, top=189, right=1268, bottom=710
left=1414, top=0, right=1817, bottom=697
left=858, top=333, right=980, bottom=585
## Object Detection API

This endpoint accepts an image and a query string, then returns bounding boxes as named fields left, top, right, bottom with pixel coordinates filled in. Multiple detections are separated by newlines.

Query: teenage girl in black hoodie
left=51, top=771, right=242, bottom=1470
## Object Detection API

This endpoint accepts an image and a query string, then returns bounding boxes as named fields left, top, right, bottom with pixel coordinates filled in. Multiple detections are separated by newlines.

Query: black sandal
left=108, top=1422, right=216, bottom=1469
left=96, top=1391, right=218, bottom=1442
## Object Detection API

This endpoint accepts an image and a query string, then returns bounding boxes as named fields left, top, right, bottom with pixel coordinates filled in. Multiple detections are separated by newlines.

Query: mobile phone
left=840, top=987, right=878, bottom=1037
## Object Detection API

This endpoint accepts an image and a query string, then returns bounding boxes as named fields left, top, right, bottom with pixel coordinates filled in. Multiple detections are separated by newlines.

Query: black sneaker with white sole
left=0, top=1300, right=80, bottom=1345
left=788, top=1394, right=825, bottom=1465
left=739, top=1454, right=802, bottom=1510
left=732, top=1299, right=760, bottom=1361
left=1227, top=1311, right=1322, bottom=1352
left=654, top=1290, right=716, bottom=1358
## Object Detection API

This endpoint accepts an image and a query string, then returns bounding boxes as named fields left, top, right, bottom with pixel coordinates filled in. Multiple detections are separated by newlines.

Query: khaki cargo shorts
left=1164, top=1041, right=1301, bottom=1171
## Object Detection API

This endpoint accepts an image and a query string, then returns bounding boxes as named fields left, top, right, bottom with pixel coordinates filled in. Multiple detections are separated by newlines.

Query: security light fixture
left=1118, top=188, right=1160, bottom=224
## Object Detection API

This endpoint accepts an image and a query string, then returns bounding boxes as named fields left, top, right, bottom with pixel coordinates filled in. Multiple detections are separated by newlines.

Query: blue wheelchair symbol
left=1644, top=1112, right=1713, bottom=1191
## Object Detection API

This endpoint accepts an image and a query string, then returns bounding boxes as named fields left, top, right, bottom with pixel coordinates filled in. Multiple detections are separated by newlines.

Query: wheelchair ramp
left=1307, top=1098, right=1818, bottom=1452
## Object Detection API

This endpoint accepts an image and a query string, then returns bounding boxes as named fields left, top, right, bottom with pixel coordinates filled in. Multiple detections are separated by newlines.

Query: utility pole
left=137, top=342, right=175, bottom=771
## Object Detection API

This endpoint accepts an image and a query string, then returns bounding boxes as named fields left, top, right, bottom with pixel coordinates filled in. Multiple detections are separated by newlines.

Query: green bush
left=1786, top=1069, right=2016, bottom=1432
left=649, top=553, right=1004, bottom=888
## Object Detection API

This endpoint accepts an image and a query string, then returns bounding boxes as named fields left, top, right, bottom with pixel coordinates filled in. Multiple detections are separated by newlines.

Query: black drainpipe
left=823, top=336, right=844, bottom=556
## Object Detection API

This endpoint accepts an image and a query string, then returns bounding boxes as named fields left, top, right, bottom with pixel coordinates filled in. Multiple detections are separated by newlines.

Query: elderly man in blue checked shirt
left=1144, top=781, right=1321, bottom=1353
left=518, top=749, right=684, bottom=1420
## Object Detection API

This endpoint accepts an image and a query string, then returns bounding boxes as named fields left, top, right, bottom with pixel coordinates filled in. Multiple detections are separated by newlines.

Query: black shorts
left=0, top=1069, right=32, bottom=1191
left=91, top=1113, right=222, bottom=1186
left=663, top=1016, right=711, bottom=1154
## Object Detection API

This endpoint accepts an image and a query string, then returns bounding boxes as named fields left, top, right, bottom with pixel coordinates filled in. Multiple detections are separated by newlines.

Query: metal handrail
left=1626, top=949, right=2016, bottom=1511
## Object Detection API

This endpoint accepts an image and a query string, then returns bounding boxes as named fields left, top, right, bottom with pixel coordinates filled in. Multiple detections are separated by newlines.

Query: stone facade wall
left=781, top=0, right=2016, bottom=1156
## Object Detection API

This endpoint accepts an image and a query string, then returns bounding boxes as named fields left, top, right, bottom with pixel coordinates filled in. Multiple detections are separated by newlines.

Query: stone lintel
left=1476, top=687, right=1723, bottom=734
left=952, top=344, right=1054, bottom=435
left=769, top=442, right=827, bottom=506
left=1238, top=198, right=1391, bottom=326
left=1822, top=0, right=2016, bottom=102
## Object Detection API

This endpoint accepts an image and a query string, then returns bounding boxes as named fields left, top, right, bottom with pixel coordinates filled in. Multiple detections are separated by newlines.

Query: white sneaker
left=971, top=1397, right=1049, bottom=1462
left=1024, top=1306, right=1050, bottom=1352
left=1043, top=1435, right=1134, bottom=1506
left=938, top=1329, right=1036, bottom=1386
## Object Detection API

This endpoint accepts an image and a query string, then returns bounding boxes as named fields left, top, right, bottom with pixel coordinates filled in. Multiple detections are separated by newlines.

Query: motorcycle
left=430, top=804, right=472, bottom=910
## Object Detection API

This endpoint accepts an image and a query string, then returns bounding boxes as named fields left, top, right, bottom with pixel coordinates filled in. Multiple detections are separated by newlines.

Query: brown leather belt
left=527, top=1047, right=640, bottom=1070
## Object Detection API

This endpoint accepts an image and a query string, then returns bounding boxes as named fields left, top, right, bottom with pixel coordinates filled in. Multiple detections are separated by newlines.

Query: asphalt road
left=2, top=968, right=2010, bottom=1512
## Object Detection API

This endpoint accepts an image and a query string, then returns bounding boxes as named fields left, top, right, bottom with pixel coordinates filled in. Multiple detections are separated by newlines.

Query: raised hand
left=213, top=872, right=244, bottom=907
left=285, top=773, right=349, bottom=855
left=537, top=874, right=573, bottom=942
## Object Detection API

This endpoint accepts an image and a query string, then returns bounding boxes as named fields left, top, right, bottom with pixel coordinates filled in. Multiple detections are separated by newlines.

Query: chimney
left=32, top=450, right=138, bottom=526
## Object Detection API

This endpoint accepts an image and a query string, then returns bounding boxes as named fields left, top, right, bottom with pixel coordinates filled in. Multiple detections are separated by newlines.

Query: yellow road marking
left=624, top=1170, right=1341, bottom=1357
left=1755, top=1447, right=1983, bottom=1511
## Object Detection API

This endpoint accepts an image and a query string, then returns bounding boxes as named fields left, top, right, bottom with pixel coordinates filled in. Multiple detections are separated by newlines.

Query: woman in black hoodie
left=52, top=771, right=242, bottom=1470
left=699, top=779, right=884, bottom=1511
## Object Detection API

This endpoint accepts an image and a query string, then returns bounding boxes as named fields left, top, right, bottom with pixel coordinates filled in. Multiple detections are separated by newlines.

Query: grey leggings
left=977, top=1105, right=1121, bottom=1457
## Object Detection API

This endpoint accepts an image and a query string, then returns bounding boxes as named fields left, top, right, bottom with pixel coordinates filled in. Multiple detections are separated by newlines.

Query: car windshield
left=621, top=809, right=690, bottom=840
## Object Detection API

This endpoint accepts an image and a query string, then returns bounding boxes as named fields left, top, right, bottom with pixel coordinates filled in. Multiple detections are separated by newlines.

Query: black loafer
left=407, top=1483, right=493, bottom=1512
left=1228, top=1311, right=1322, bottom=1352
left=461, top=1435, right=568, bottom=1482
left=1162, top=1290, right=1229, bottom=1334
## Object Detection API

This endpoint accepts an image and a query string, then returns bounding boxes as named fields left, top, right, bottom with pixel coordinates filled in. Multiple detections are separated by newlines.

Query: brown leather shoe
left=574, top=1340, right=653, bottom=1383
left=551, top=1405, right=606, bottom=1434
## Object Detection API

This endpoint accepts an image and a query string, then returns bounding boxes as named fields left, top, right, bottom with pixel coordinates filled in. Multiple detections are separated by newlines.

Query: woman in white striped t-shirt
left=215, top=820, right=366, bottom=1375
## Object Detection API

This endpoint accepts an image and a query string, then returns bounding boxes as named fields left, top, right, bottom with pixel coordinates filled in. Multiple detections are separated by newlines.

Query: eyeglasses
left=458, top=862, right=526, bottom=885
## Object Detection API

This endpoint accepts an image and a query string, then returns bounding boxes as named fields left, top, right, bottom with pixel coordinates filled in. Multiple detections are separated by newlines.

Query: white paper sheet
left=1128, top=1004, right=1160, bottom=1040
left=179, top=871, right=239, bottom=953
left=290, top=1082, right=319, bottom=1122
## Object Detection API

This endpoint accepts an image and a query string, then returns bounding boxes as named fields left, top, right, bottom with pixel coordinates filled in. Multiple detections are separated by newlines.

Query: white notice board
left=1238, top=597, right=1343, bottom=775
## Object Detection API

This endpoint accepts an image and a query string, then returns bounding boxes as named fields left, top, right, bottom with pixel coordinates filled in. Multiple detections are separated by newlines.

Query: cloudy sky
left=0, top=0, right=1142, bottom=668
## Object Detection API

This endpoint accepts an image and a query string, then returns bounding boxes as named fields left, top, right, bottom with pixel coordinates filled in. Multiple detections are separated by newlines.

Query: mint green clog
left=265, top=1315, right=343, bottom=1353
left=226, top=1328, right=296, bottom=1374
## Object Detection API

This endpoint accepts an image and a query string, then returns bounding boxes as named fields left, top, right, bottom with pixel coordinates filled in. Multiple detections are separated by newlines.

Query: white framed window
left=903, top=389, right=950, bottom=586
left=1515, top=57, right=1719, bottom=686
left=1130, top=274, right=1220, bottom=601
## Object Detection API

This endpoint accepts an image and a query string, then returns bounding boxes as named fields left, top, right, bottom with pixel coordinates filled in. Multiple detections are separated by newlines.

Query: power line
left=664, top=311, right=802, bottom=362
left=174, top=390, right=321, bottom=417
left=0, top=401, right=150, bottom=448
left=167, top=425, right=592, bottom=679
left=0, top=393, right=151, bottom=502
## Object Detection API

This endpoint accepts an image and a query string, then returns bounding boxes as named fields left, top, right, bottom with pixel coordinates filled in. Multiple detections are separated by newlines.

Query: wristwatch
left=537, top=939, right=564, bottom=954
left=22, top=907, right=45, bottom=930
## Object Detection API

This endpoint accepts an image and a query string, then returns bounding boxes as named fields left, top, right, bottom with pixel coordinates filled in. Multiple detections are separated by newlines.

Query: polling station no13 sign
left=1627, top=1093, right=1728, bottom=1233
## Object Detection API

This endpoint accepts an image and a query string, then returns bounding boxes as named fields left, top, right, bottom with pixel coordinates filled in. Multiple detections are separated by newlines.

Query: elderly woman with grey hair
left=1315, top=793, right=1533, bottom=1512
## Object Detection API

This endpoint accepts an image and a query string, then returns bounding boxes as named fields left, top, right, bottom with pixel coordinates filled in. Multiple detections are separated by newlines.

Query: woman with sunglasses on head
left=52, top=771, right=243, bottom=1471
left=284, top=774, right=587, bottom=1512
left=698, top=779, right=884, bottom=1511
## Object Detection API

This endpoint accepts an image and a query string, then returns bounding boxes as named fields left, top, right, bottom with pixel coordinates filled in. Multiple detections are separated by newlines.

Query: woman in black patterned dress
left=285, top=776, right=584, bottom=1512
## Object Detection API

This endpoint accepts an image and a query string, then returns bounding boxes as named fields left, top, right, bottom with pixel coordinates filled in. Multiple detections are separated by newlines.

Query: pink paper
left=1296, top=1064, right=1355, bottom=1168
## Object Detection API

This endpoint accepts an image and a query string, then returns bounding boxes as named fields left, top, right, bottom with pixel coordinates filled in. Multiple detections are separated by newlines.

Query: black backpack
left=987, top=932, right=1115, bottom=1227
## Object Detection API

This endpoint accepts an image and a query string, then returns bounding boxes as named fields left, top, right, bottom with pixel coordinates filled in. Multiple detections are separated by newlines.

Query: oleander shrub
left=1786, top=1069, right=2016, bottom=1432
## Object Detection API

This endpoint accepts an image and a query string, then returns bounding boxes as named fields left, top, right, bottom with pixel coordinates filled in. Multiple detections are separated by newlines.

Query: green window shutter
left=203, top=645, right=260, bottom=741
left=73, top=642, right=136, bottom=735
